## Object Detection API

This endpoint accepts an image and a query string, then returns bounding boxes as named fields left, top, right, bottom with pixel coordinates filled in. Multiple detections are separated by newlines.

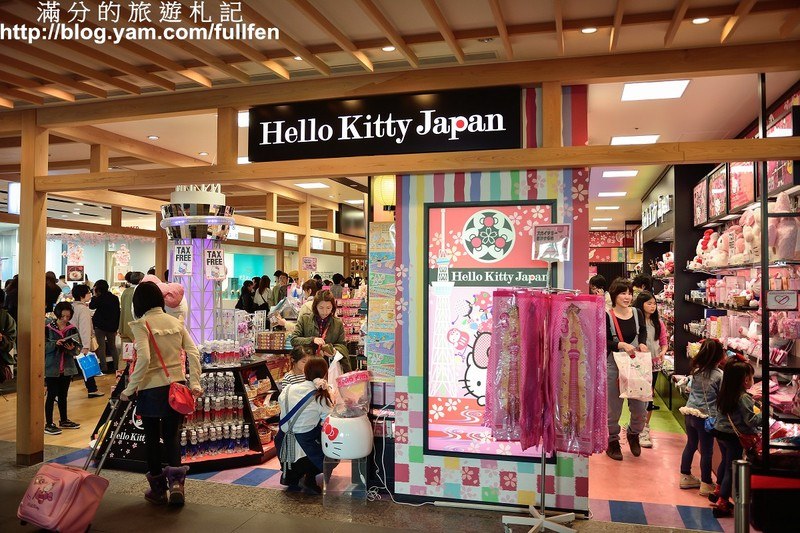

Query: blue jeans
left=716, top=434, right=743, bottom=501
left=680, top=414, right=716, bottom=483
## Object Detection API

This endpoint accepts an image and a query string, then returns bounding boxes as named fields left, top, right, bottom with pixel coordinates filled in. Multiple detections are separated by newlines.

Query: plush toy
left=707, top=231, right=728, bottom=268
left=690, top=229, right=716, bottom=270
left=772, top=192, right=798, bottom=261
left=728, top=225, right=747, bottom=264
left=741, top=209, right=758, bottom=262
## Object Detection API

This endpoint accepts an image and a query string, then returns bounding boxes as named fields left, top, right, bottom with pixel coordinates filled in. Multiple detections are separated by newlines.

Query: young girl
left=633, top=291, right=668, bottom=448
left=678, top=339, right=724, bottom=496
left=44, top=302, right=82, bottom=435
left=281, top=345, right=314, bottom=389
left=605, top=279, right=649, bottom=461
left=712, top=357, right=761, bottom=517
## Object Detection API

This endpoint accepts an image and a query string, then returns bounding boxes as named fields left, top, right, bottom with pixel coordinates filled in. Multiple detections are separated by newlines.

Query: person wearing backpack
left=605, top=279, right=649, bottom=461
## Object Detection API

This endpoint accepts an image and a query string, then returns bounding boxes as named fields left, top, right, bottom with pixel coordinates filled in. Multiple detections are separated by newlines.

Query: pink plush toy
left=707, top=231, right=728, bottom=267
left=728, top=225, right=747, bottom=264
left=771, top=192, right=798, bottom=261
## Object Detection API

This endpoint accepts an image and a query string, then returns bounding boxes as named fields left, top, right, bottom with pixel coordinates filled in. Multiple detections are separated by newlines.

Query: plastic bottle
left=242, top=424, right=250, bottom=451
left=343, top=283, right=350, bottom=299
left=189, top=429, right=197, bottom=459
left=180, top=430, right=188, bottom=460
left=203, top=397, right=211, bottom=424
left=236, top=397, right=244, bottom=423
left=223, top=425, right=231, bottom=453
left=208, top=426, right=217, bottom=456
left=197, top=427, right=206, bottom=457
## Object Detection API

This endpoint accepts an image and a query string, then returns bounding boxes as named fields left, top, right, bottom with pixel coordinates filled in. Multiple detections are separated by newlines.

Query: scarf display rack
left=500, top=271, right=606, bottom=533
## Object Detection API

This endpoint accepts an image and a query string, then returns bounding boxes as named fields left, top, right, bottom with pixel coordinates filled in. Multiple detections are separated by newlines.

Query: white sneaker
left=680, top=474, right=701, bottom=489
left=640, top=425, right=653, bottom=448
left=700, top=482, right=718, bottom=496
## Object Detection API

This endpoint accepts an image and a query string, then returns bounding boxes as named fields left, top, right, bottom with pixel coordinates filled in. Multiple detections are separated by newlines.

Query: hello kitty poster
left=425, top=202, right=552, bottom=457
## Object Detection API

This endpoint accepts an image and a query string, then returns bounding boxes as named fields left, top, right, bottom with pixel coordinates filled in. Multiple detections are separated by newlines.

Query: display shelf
left=182, top=450, right=263, bottom=464
left=773, top=412, right=800, bottom=424
left=687, top=260, right=800, bottom=275
left=684, top=329, right=800, bottom=374
left=683, top=295, right=759, bottom=312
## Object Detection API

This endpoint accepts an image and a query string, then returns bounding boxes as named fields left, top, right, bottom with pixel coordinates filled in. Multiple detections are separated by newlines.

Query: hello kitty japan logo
left=462, top=210, right=515, bottom=263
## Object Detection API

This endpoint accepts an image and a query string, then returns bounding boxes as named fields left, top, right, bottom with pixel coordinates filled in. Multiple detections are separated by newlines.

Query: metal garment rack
left=502, top=268, right=581, bottom=533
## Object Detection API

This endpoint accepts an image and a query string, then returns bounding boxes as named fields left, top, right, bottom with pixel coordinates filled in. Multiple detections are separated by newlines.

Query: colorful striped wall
left=391, top=86, right=591, bottom=509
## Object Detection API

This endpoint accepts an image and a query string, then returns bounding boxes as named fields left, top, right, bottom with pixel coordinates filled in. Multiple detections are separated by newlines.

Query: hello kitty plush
left=728, top=225, right=747, bottom=264
left=773, top=192, right=798, bottom=261
left=707, top=231, right=728, bottom=268
left=741, top=209, right=757, bottom=261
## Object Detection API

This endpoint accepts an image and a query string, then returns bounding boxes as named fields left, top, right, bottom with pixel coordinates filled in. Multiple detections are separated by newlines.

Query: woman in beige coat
left=120, top=282, right=202, bottom=506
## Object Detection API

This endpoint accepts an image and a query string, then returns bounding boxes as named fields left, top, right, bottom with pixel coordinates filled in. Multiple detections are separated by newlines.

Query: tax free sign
left=247, top=87, right=521, bottom=162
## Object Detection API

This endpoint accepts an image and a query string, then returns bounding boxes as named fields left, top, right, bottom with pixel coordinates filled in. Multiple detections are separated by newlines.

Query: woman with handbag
left=291, top=290, right=351, bottom=373
left=678, top=339, right=724, bottom=496
left=605, top=279, right=649, bottom=461
left=275, top=357, right=332, bottom=494
left=253, top=275, right=272, bottom=312
left=120, top=282, right=202, bottom=507
left=633, top=291, right=669, bottom=448
left=711, top=357, right=761, bottom=517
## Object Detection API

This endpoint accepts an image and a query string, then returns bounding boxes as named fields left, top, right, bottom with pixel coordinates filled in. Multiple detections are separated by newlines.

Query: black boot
left=606, top=440, right=623, bottom=461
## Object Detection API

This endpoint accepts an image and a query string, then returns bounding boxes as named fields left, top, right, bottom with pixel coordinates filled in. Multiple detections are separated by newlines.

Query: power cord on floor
left=366, top=404, right=432, bottom=508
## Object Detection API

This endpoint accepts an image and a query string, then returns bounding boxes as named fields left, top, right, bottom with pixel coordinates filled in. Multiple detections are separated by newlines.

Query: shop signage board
left=641, top=195, right=673, bottom=230
left=248, top=87, right=521, bottom=162
left=424, top=201, right=553, bottom=458
left=707, top=164, right=728, bottom=220
left=204, top=249, right=225, bottom=281
left=301, top=256, right=317, bottom=272
left=532, top=223, right=572, bottom=263
left=693, top=177, right=708, bottom=227
left=766, top=109, right=796, bottom=195
left=767, top=290, right=798, bottom=311
left=365, top=222, right=396, bottom=383
left=66, top=265, right=85, bottom=282
left=173, top=244, right=193, bottom=277
left=728, top=162, right=756, bottom=212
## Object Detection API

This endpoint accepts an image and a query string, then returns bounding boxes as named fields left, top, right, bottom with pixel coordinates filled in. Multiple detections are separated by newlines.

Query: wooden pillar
left=89, top=143, right=108, bottom=172
left=254, top=228, right=261, bottom=243
left=17, top=110, right=48, bottom=466
left=216, top=107, right=238, bottom=166
left=542, top=81, right=562, bottom=148
left=326, top=210, right=335, bottom=232
left=155, top=213, right=168, bottom=280
left=297, top=202, right=311, bottom=274
left=343, top=243, right=351, bottom=277
left=265, top=193, right=277, bottom=222
left=276, top=232, right=285, bottom=271
left=111, top=207, right=122, bottom=227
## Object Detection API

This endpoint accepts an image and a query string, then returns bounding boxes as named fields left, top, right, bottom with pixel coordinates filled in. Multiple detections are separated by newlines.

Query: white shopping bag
left=327, top=350, right=345, bottom=399
left=613, top=351, right=653, bottom=401
left=122, top=342, right=136, bottom=361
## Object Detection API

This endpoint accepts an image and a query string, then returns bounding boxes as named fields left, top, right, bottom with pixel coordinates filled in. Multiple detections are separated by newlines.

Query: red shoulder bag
left=146, top=322, right=195, bottom=415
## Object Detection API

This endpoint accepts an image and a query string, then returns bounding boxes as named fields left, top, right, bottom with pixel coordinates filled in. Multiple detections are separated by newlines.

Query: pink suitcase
left=18, top=400, right=132, bottom=533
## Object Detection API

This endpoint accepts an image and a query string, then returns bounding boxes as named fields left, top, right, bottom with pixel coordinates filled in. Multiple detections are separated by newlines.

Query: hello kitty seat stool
left=322, top=415, right=373, bottom=460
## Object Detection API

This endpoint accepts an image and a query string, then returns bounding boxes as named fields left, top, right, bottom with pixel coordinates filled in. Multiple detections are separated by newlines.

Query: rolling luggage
left=18, top=400, right=133, bottom=533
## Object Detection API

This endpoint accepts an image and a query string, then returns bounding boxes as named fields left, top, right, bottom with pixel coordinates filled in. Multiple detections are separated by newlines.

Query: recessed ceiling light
left=237, top=156, right=250, bottom=164
left=622, top=80, right=690, bottom=101
left=76, top=202, right=84, bottom=206
left=478, top=37, right=493, bottom=43
left=596, top=206, right=621, bottom=210
left=295, top=182, right=329, bottom=189
left=581, top=27, right=598, bottom=34
left=598, top=192, right=627, bottom=197
left=328, top=195, right=335, bottom=198
left=238, top=111, right=249, bottom=128
left=382, top=45, right=396, bottom=52
left=198, top=151, right=209, bottom=156
left=692, top=17, right=710, bottom=25
left=61, top=214, right=67, bottom=218
left=593, top=218, right=613, bottom=222
left=610, top=135, right=660, bottom=145
left=293, top=56, right=302, bottom=61
left=591, top=226, right=608, bottom=230
left=147, top=135, right=159, bottom=140
left=345, top=199, right=364, bottom=205
left=602, top=170, right=639, bottom=178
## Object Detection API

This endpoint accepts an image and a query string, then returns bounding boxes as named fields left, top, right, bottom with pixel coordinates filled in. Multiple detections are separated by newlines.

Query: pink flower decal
left=425, top=466, right=441, bottom=486
left=394, top=426, right=408, bottom=444
left=500, top=471, right=517, bottom=491
left=395, top=393, right=408, bottom=411
left=462, top=466, right=480, bottom=487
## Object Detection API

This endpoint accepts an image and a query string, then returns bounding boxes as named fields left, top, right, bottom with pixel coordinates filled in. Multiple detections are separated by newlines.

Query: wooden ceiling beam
left=56, top=190, right=164, bottom=212
left=52, top=126, right=210, bottom=168
left=0, top=97, right=13, bottom=110
left=422, top=0, right=465, bottom=64
left=0, top=156, right=143, bottom=174
left=0, top=72, right=75, bottom=103
left=34, top=137, right=800, bottom=193
left=355, top=0, right=419, bottom=68
left=722, top=0, right=758, bottom=43
left=610, top=0, right=625, bottom=51
left=175, top=0, right=289, bottom=80
left=32, top=39, right=800, bottom=127
left=241, top=1, right=330, bottom=76
left=238, top=180, right=339, bottom=211
left=553, top=0, right=565, bottom=56
left=0, top=55, right=107, bottom=99
left=488, top=0, right=513, bottom=59
left=82, top=0, right=251, bottom=84
left=0, top=111, right=22, bottom=134
left=780, top=9, right=800, bottom=38
left=0, top=9, right=174, bottom=91
left=664, top=0, right=690, bottom=47
left=0, top=135, right=71, bottom=149
left=288, top=0, right=373, bottom=72
left=0, top=41, right=140, bottom=95
left=0, top=84, right=44, bottom=106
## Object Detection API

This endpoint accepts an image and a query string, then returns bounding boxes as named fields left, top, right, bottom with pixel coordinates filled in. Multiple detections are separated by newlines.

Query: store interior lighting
left=598, top=192, right=627, bottom=197
left=621, top=80, right=690, bottom=101
left=602, top=170, right=639, bottom=178
left=610, top=135, right=660, bottom=145
left=596, top=206, right=620, bottom=210
left=295, top=182, right=329, bottom=189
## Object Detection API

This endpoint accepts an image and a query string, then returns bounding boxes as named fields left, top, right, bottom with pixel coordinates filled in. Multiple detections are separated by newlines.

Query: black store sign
left=247, top=87, right=522, bottom=162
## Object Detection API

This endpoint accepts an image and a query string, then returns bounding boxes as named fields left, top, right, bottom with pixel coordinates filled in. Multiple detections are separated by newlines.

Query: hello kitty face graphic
left=460, top=331, right=490, bottom=406
left=32, top=476, right=57, bottom=505
left=322, top=417, right=343, bottom=458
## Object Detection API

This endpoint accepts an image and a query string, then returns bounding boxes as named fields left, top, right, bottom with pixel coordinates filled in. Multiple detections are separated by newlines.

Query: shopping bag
left=122, top=342, right=136, bottom=361
left=75, top=352, right=102, bottom=380
left=327, top=350, right=345, bottom=397
left=613, top=351, right=653, bottom=401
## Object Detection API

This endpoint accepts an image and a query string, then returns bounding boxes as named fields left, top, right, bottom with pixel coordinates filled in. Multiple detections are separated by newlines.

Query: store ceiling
left=0, top=1, right=798, bottom=228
